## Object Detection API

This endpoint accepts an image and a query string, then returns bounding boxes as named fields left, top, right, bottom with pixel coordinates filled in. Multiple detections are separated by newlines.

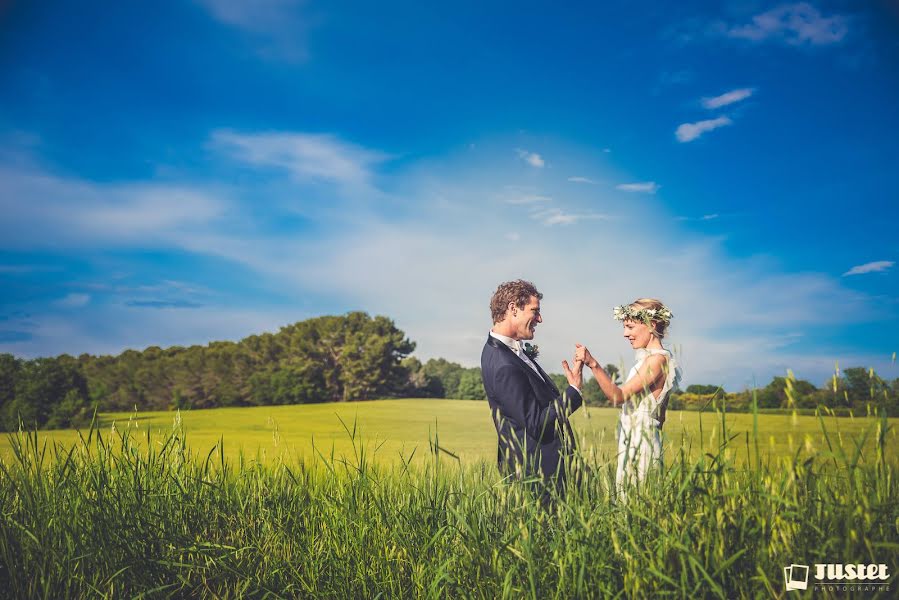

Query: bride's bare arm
left=575, top=344, right=667, bottom=406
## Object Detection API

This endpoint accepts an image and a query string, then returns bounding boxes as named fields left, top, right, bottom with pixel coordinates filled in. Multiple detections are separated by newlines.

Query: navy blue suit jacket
left=480, top=335, right=582, bottom=483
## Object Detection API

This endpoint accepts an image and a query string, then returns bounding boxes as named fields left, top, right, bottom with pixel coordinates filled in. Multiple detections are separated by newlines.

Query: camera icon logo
left=784, top=564, right=809, bottom=591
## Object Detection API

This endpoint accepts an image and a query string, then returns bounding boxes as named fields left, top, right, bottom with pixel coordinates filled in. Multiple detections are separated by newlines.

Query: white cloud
left=530, top=208, right=609, bottom=226
left=567, top=176, right=596, bottom=184
left=516, top=149, right=545, bottom=168
left=676, top=213, right=723, bottom=222
left=616, top=181, right=660, bottom=194
left=675, top=116, right=733, bottom=142
left=843, top=261, right=894, bottom=276
left=212, top=129, right=389, bottom=189
left=727, top=3, right=848, bottom=46
left=2, top=305, right=297, bottom=359
left=56, top=293, right=91, bottom=308
left=0, top=168, right=227, bottom=248
left=253, top=192, right=883, bottom=389
left=196, top=0, right=309, bottom=61
left=702, top=88, right=755, bottom=109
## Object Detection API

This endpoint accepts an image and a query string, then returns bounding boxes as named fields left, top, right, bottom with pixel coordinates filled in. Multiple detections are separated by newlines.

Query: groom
left=480, top=279, right=583, bottom=488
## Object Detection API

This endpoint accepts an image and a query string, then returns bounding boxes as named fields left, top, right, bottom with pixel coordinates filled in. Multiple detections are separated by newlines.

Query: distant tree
left=0, top=353, right=20, bottom=408
left=421, top=358, right=465, bottom=399
left=752, top=375, right=817, bottom=409
left=47, top=389, right=92, bottom=429
left=841, top=367, right=887, bottom=407
left=604, top=364, right=622, bottom=386
left=0, top=354, right=22, bottom=429
left=337, top=313, right=416, bottom=400
left=456, top=369, right=486, bottom=400
left=249, top=365, right=325, bottom=405
left=578, top=378, right=606, bottom=406
left=170, top=388, right=191, bottom=411
left=6, top=356, right=90, bottom=430
left=401, top=357, right=444, bottom=397
left=685, top=384, right=721, bottom=396
left=75, top=312, right=415, bottom=411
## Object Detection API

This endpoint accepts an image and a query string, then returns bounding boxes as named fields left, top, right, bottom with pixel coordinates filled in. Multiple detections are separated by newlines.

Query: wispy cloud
left=616, top=181, right=660, bottom=194
left=567, top=176, right=596, bottom=184
left=688, top=213, right=719, bottom=221
left=675, top=116, right=733, bottom=143
left=504, top=194, right=551, bottom=205
left=0, top=168, right=228, bottom=248
left=212, top=130, right=389, bottom=189
left=843, top=261, right=894, bottom=276
left=516, top=149, right=545, bottom=168
left=197, top=0, right=310, bottom=62
left=56, top=293, right=91, bottom=308
left=125, top=300, right=205, bottom=309
left=676, top=213, right=720, bottom=222
left=726, top=3, right=848, bottom=46
left=530, top=208, right=609, bottom=226
left=702, top=88, right=754, bottom=109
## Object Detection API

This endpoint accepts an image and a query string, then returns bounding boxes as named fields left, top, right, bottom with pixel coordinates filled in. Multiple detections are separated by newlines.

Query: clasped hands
left=561, top=343, right=599, bottom=388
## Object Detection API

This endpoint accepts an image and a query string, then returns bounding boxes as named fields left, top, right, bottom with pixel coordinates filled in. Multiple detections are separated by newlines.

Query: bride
left=575, top=298, right=681, bottom=497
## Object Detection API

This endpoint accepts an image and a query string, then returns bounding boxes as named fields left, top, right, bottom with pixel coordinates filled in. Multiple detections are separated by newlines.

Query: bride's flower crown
left=612, top=304, right=674, bottom=324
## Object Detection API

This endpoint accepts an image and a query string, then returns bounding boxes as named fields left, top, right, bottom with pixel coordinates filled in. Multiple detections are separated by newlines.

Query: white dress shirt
left=489, top=331, right=545, bottom=381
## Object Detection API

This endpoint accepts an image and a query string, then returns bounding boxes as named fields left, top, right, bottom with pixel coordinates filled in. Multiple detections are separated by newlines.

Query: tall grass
left=0, top=407, right=896, bottom=598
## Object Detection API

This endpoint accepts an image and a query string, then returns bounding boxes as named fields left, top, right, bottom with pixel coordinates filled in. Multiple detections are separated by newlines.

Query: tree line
left=1, top=313, right=896, bottom=430
left=670, top=369, right=899, bottom=415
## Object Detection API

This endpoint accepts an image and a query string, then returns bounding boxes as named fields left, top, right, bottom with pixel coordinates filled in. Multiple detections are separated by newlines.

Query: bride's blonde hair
left=628, top=298, right=670, bottom=339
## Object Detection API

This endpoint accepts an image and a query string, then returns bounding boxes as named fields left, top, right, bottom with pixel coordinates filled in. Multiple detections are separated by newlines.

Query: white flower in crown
left=612, top=303, right=674, bottom=324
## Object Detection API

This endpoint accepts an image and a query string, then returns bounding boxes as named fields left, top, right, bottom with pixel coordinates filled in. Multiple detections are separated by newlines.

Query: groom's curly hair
left=490, top=279, right=543, bottom=324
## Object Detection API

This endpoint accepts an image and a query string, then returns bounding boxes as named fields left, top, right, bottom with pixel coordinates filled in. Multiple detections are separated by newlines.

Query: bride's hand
left=575, top=344, right=598, bottom=369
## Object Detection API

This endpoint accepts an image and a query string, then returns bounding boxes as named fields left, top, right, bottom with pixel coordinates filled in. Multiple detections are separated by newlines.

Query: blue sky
left=1, top=0, right=897, bottom=389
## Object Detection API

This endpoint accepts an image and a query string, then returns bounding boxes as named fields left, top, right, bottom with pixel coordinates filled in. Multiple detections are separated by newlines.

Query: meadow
left=1, top=400, right=897, bottom=598
left=2, top=399, right=895, bottom=467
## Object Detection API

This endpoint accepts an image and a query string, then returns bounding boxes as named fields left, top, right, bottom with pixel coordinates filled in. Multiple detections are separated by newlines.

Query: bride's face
left=622, top=319, right=652, bottom=349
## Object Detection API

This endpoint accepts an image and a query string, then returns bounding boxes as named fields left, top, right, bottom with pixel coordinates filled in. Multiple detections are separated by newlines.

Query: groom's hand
left=562, top=358, right=583, bottom=389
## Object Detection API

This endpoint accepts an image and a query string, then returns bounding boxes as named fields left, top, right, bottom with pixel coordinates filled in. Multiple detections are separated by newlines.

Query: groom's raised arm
left=493, top=365, right=582, bottom=443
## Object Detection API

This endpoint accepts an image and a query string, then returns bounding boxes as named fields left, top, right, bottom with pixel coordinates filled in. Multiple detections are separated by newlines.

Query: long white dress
left=616, top=347, right=681, bottom=496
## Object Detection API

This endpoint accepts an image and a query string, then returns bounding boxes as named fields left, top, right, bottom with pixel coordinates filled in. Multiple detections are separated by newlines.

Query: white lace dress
left=616, top=347, right=681, bottom=494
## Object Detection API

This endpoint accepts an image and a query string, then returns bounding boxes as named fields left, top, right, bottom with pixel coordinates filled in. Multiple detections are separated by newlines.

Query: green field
left=3, top=398, right=896, bottom=467
left=2, top=400, right=897, bottom=597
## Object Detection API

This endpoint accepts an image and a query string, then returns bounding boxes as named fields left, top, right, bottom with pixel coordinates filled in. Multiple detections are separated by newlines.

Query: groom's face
left=509, top=295, right=542, bottom=340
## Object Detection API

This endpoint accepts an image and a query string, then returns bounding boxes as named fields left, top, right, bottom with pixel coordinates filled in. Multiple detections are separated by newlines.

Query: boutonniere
left=522, top=343, right=539, bottom=360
